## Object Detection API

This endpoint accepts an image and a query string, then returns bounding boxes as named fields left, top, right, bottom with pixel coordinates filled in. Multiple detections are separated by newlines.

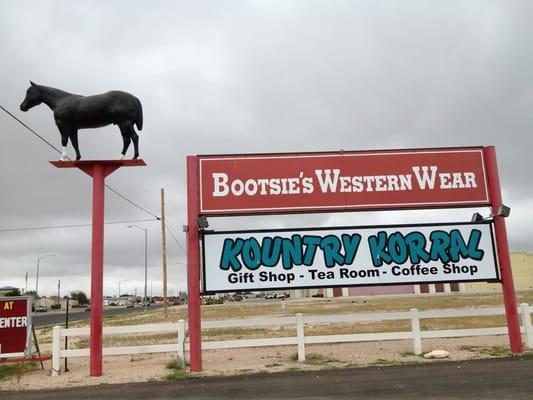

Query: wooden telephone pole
left=160, top=188, right=168, bottom=318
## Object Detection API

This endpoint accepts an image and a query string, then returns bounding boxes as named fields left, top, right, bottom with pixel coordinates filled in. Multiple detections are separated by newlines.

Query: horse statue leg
left=57, top=124, right=70, bottom=161
left=68, top=131, right=82, bottom=160
left=119, top=122, right=139, bottom=159
left=119, top=125, right=132, bottom=160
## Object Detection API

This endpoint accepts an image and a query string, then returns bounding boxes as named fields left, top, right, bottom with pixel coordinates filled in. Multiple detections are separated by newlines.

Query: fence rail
left=51, top=303, right=533, bottom=376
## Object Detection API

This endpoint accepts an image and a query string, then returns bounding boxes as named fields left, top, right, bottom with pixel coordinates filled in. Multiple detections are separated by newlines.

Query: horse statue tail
left=135, top=97, right=143, bottom=131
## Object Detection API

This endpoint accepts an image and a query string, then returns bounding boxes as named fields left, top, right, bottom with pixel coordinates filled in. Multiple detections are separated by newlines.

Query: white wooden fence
left=51, top=303, right=533, bottom=375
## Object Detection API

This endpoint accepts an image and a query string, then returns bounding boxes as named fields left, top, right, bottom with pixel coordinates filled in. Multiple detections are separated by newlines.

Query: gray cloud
left=2, top=1, right=532, bottom=295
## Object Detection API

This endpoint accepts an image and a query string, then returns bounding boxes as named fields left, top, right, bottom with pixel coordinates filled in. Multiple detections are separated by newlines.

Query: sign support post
left=186, top=156, right=202, bottom=371
left=50, top=159, right=146, bottom=376
left=483, top=146, right=523, bottom=353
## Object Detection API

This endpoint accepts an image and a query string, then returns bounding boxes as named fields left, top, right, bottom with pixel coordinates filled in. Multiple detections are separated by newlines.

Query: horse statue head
left=20, top=81, right=44, bottom=111
left=20, top=81, right=143, bottom=161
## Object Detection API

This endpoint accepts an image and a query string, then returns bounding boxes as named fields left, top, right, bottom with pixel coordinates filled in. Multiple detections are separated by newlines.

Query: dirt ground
left=0, top=334, right=517, bottom=391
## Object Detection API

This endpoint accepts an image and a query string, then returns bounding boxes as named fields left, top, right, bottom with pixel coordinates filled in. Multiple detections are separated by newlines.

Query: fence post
left=296, top=313, right=305, bottom=362
left=177, top=319, right=186, bottom=369
left=410, top=308, right=422, bottom=355
left=520, top=303, right=532, bottom=348
left=51, top=325, right=61, bottom=376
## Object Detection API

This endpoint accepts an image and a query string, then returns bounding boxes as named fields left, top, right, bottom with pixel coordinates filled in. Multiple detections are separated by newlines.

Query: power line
left=0, top=218, right=158, bottom=233
left=0, top=104, right=68, bottom=157
left=105, top=185, right=160, bottom=220
left=165, top=222, right=186, bottom=252
left=1, top=103, right=188, bottom=252
left=0, top=104, right=159, bottom=219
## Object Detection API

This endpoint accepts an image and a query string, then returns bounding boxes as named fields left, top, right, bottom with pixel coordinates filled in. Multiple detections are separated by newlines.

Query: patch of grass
left=74, top=338, right=89, bottom=349
left=265, top=363, right=282, bottom=368
left=343, top=362, right=359, bottom=368
left=164, top=357, right=198, bottom=380
left=0, top=362, right=39, bottom=380
left=285, top=367, right=300, bottom=372
left=289, top=352, right=340, bottom=365
left=203, top=327, right=293, bottom=341
left=369, top=358, right=403, bottom=367
left=460, top=345, right=512, bottom=357
left=303, top=353, right=340, bottom=366
left=103, top=332, right=177, bottom=347
left=165, top=369, right=200, bottom=381
left=166, top=359, right=182, bottom=370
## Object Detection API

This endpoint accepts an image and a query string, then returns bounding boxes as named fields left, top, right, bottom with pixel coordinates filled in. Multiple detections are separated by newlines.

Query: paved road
left=3, top=356, right=533, bottom=399
left=31, top=304, right=164, bottom=327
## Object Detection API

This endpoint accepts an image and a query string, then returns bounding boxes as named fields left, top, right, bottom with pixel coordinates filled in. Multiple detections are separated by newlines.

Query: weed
left=165, top=357, right=198, bottom=380
left=343, top=362, right=359, bottom=368
left=370, top=358, right=402, bottom=367
left=165, top=369, right=200, bottom=381
left=303, top=353, right=339, bottom=366
left=166, top=359, right=183, bottom=370
left=74, top=338, right=89, bottom=349
left=460, top=345, right=511, bottom=357
left=265, top=363, right=282, bottom=368
left=285, top=367, right=300, bottom=372
left=0, top=362, right=39, bottom=380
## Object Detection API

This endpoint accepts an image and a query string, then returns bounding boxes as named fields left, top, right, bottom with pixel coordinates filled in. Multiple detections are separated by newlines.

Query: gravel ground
left=0, top=334, right=518, bottom=391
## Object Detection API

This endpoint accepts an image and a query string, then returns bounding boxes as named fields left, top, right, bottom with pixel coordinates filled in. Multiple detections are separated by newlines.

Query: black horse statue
left=20, top=81, right=143, bottom=160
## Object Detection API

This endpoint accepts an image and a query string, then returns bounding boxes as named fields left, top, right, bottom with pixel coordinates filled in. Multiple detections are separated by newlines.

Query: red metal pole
left=483, top=146, right=523, bottom=354
left=186, top=156, right=202, bottom=371
left=90, top=164, right=105, bottom=376
left=50, top=160, right=146, bottom=377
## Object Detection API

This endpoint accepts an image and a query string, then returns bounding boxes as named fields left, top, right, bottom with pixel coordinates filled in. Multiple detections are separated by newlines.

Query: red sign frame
left=199, top=147, right=489, bottom=215
left=0, top=296, right=31, bottom=358
left=186, top=146, right=523, bottom=372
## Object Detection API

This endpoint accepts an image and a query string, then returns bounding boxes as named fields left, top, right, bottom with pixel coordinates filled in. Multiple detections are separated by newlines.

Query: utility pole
left=57, top=280, right=61, bottom=308
left=161, top=188, right=168, bottom=318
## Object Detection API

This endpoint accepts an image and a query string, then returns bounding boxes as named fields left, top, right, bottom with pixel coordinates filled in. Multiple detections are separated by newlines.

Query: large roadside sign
left=202, top=222, right=499, bottom=293
left=0, top=296, right=31, bottom=358
left=199, top=148, right=489, bottom=215
left=186, top=146, right=525, bottom=371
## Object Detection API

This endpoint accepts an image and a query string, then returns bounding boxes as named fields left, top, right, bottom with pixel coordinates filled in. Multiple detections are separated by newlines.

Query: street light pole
left=128, top=225, right=148, bottom=308
left=118, top=280, right=128, bottom=297
left=36, top=254, right=55, bottom=297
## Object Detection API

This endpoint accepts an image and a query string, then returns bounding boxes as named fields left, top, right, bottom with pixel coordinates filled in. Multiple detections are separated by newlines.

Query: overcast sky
left=1, top=1, right=532, bottom=298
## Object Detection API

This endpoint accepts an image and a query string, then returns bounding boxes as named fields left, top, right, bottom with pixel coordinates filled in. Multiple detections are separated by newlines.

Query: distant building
left=290, top=250, right=533, bottom=298
left=0, top=286, right=21, bottom=296
left=104, top=296, right=136, bottom=306
left=466, top=251, right=533, bottom=292
left=34, top=297, right=79, bottom=310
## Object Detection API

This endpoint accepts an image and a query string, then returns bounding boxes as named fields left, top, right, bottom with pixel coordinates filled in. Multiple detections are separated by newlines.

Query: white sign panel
left=202, top=222, right=499, bottom=293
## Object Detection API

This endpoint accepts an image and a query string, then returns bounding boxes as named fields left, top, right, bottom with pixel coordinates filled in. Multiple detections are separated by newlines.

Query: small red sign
left=0, top=297, right=30, bottom=356
left=199, top=148, right=489, bottom=215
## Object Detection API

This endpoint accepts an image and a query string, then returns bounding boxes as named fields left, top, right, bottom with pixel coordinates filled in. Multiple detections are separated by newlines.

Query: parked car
left=126, top=303, right=134, bottom=308
left=84, top=305, right=91, bottom=312
left=265, top=293, right=277, bottom=299
left=34, top=305, right=48, bottom=312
